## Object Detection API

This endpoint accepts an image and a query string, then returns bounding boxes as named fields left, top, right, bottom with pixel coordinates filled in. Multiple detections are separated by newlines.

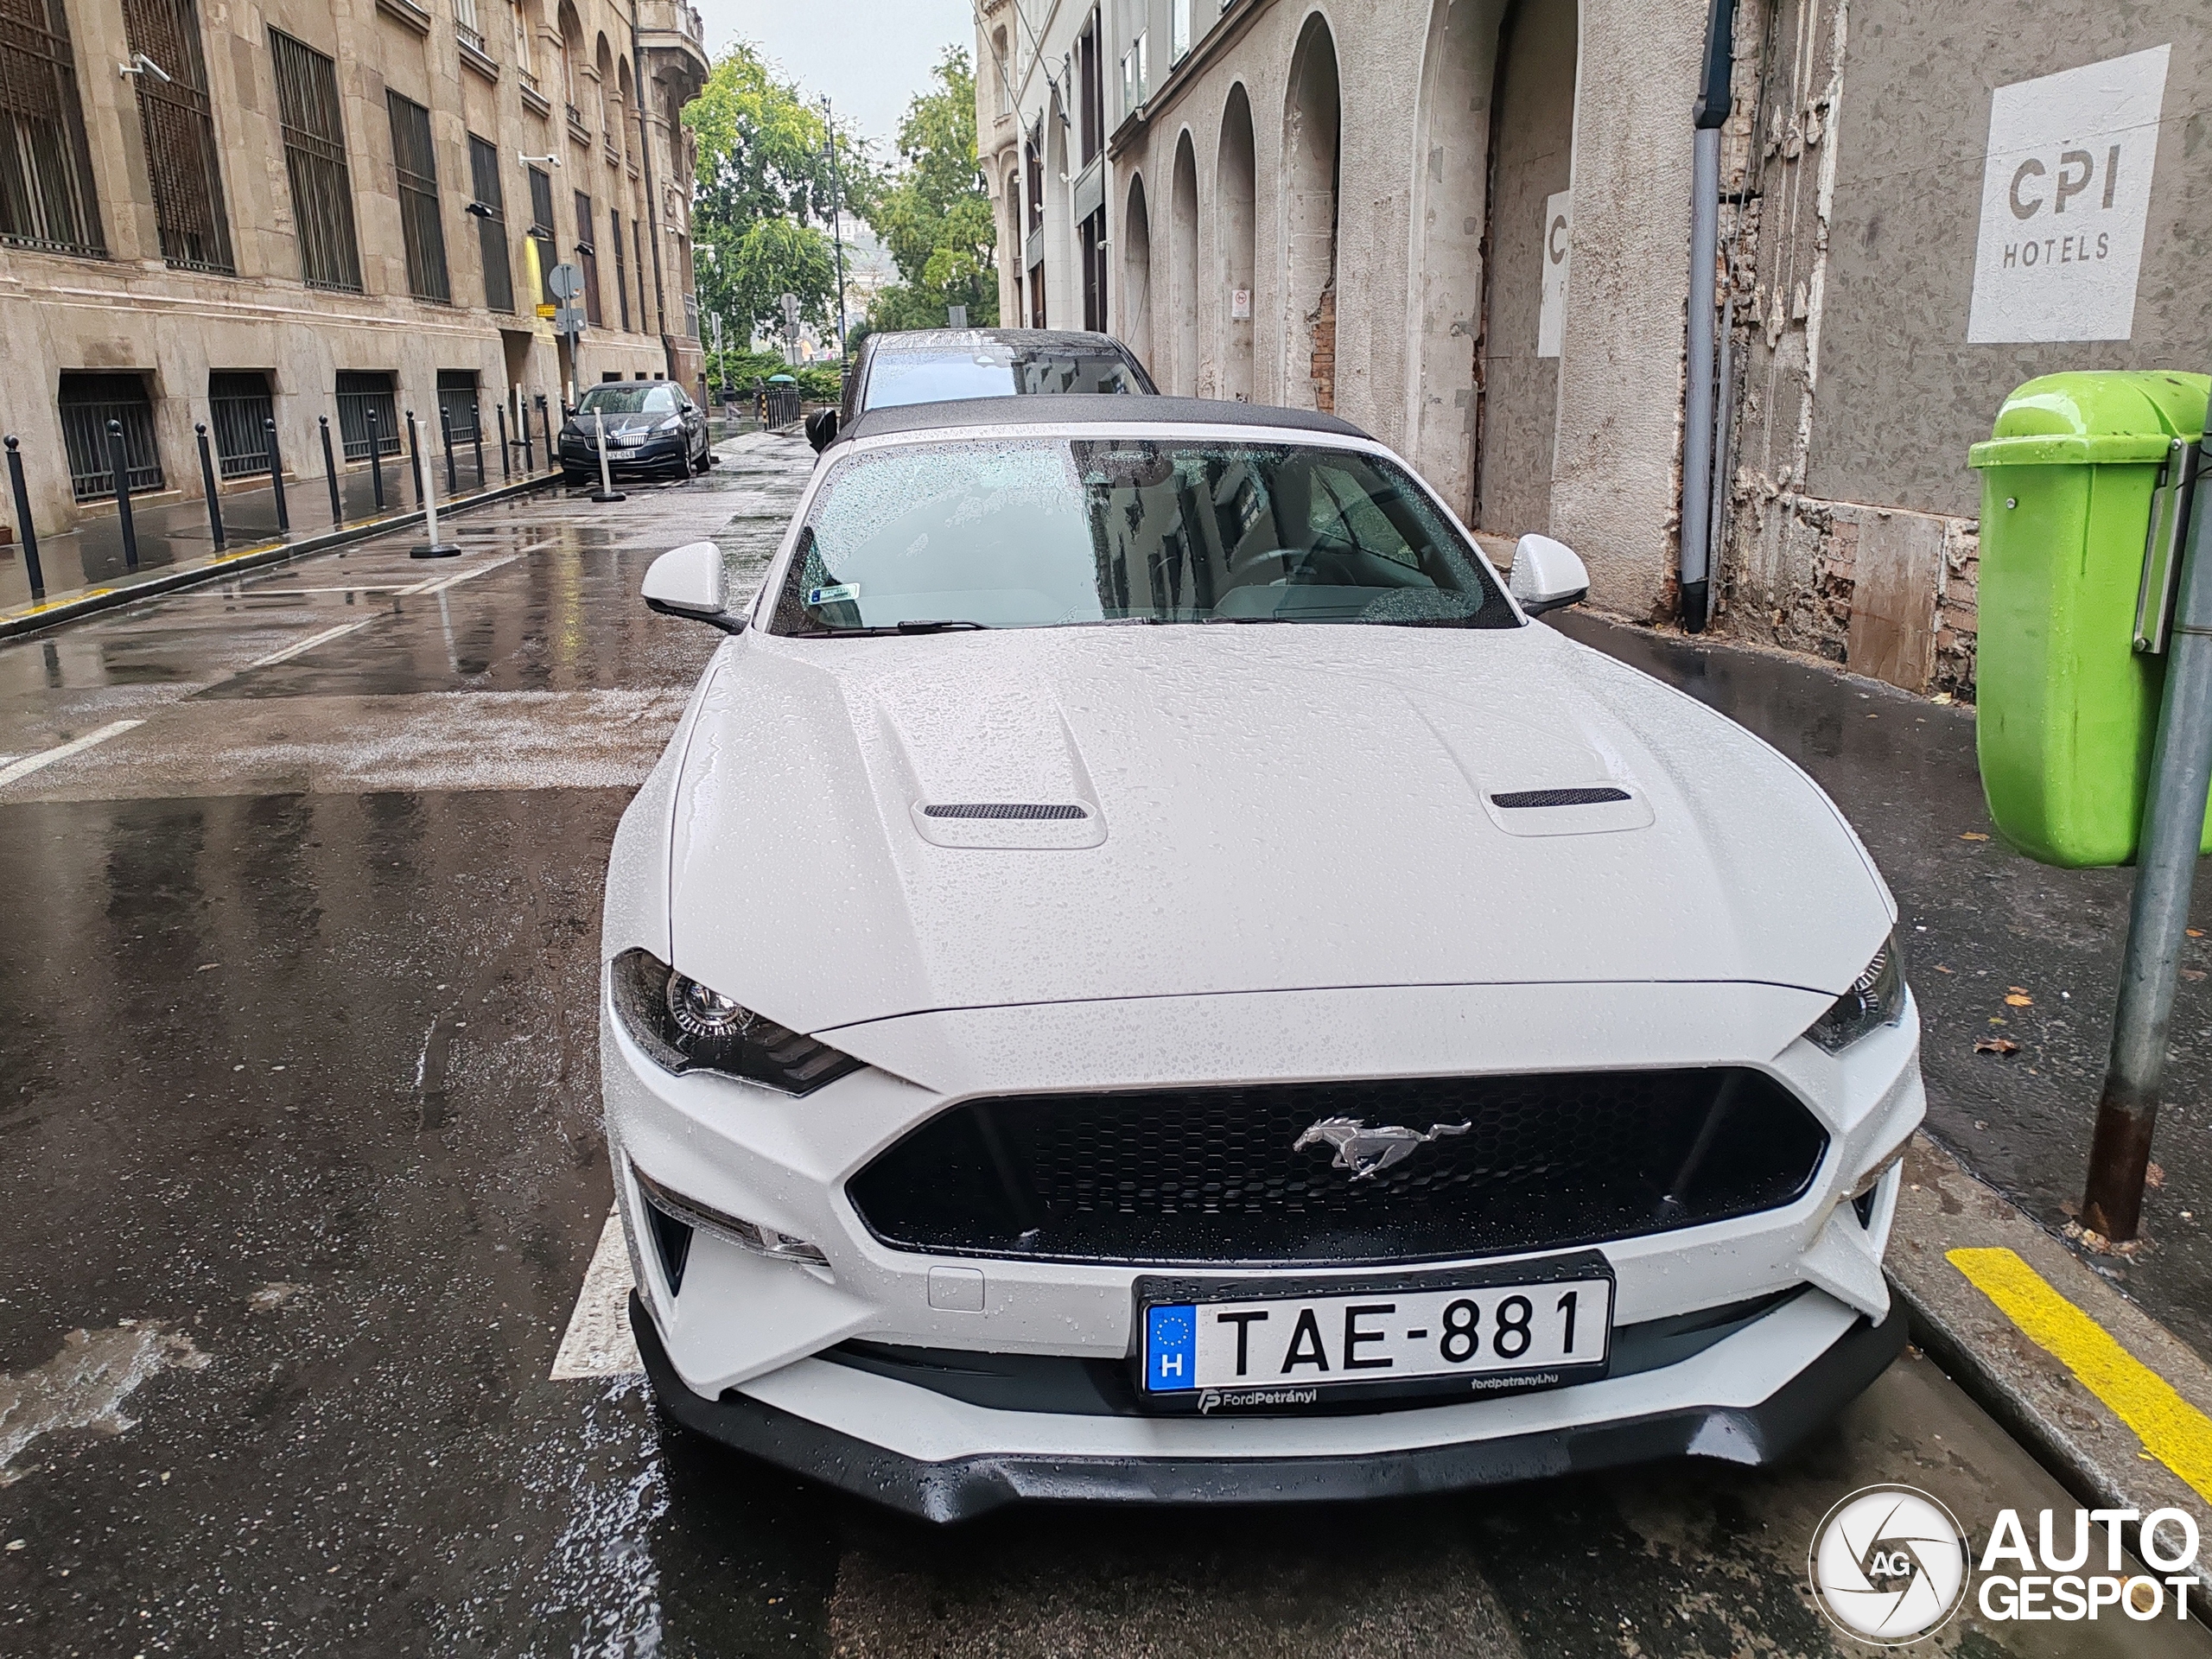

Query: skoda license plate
left=1141, top=1268, right=1611, bottom=1409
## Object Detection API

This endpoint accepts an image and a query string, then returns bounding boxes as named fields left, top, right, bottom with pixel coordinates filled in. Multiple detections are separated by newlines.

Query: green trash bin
left=1968, top=372, right=2210, bottom=868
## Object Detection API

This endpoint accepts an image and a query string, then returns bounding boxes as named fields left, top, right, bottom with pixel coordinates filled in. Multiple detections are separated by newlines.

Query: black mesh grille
left=847, top=1070, right=1827, bottom=1267
left=1491, top=787, right=1631, bottom=808
left=922, top=803, right=1089, bottom=820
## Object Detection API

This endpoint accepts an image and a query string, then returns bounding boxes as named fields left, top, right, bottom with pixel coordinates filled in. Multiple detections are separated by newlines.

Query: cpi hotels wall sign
left=1967, top=46, right=2170, bottom=343
left=1536, top=190, right=1571, bottom=359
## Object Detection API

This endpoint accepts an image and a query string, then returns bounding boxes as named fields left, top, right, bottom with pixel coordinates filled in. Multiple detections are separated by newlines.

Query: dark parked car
left=804, top=327, right=1155, bottom=450
left=561, top=380, right=710, bottom=482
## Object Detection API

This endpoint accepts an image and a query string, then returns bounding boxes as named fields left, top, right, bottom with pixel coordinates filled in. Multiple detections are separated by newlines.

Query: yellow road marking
left=1948, top=1246, right=2212, bottom=1503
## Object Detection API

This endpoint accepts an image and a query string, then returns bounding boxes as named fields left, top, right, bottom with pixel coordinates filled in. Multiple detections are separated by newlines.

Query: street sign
left=535, top=302, right=557, bottom=320
left=948, top=304, right=968, bottom=328
left=547, top=262, right=586, bottom=302
left=778, top=292, right=800, bottom=323
left=553, top=305, right=588, bottom=334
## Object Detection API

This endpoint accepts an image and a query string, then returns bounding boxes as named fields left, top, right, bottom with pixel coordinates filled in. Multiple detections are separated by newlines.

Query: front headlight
left=653, top=415, right=682, bottom=433
left=610, top=948, right=861, bottom=1095
left=1806, top=932, right=1908, bottom=1054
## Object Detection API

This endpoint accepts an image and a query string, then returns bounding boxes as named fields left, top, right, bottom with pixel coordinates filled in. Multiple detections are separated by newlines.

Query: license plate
left=1141, top=1268, right=1611, bottom=1406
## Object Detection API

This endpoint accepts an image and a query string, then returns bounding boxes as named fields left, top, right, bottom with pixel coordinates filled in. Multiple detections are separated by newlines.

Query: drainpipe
left=631, top=1, right=671, bottom=375
left=1678, top=0, right=1735, bottom=634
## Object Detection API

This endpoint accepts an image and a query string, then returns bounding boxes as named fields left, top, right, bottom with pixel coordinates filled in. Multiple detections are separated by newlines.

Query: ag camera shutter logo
left=1808, top=1485, right=1971, bottom=1645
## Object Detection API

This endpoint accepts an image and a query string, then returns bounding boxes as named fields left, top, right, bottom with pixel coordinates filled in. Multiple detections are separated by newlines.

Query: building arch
left=1409, top=0, right=1506, bottom=513
left=1122, top=174, right=1154, bottom=370
left=1214, top=84, right=1255, bottom=402
left=1281, top=13, right=1342, bottom=413
left=1169, top=130, right=1199, bottom=396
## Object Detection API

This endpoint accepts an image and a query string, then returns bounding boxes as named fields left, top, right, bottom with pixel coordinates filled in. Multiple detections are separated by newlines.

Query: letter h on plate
left=1147, top=1304, right=1197, bottom=1390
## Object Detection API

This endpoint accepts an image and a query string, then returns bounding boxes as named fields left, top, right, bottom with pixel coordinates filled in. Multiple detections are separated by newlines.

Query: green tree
left=685, top=43, right=867, bottom=350
left=868, top=48, right=998, bottom=332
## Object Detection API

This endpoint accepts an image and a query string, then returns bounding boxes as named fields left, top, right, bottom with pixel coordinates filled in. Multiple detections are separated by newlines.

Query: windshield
left=767, top=438, right=1516, bottom=633
left=578, top=384, right=680, bottom=415
left=863, top=346, right=1146, bottom=409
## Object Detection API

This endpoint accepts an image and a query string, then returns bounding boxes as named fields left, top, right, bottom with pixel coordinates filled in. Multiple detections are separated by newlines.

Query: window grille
left=575, top=190, right=601, bottom=326
left=207, top=370, right=274, bottom=478
left=0, top=0, right=105, bottom=256
left=387, top=90, right=450, bottom=302
left=334, top=370, right=400, bottom=461
left=435, top=369, right=480, bottom=443
left=467, top=133, right=512, bottom=313
left=59, top=372, right=162, bottom=501
left=122, top=0, right=232, bottom=272
left=270, top=30, right=361, bottom=292
left=528, top=165, right=556, bottom=304
left=610, top=207, right=628, bottom=330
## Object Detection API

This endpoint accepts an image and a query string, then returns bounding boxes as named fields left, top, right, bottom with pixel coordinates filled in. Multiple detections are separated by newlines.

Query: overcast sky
left=692, top=1, right=977, bottom=150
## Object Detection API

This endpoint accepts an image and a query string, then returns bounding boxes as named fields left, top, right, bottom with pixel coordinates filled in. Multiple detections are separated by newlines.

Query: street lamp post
left=823, top=97, right=850, bottom=362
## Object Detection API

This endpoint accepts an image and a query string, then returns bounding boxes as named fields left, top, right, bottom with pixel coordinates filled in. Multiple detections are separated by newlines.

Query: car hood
left=665, top=624, right=1891, bottom=1034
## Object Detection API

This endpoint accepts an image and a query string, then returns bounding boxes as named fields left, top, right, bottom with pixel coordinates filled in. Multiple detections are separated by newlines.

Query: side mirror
left=642, top=540, right=744, bottom=632
left=1510, top=534, right=1589, bottom=616
left=804, top=409, right=839, bottom=452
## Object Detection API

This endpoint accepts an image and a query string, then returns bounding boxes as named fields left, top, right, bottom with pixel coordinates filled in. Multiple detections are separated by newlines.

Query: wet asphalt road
left=0, top=435, right=2205, bottom=1656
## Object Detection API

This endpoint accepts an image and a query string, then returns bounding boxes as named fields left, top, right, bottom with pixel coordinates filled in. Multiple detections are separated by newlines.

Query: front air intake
left=1491, top=787, right=1632, bottom=808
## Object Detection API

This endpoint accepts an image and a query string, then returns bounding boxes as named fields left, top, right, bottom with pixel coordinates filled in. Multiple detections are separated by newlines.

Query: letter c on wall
left=2010, top=157, right=2046, bottom=219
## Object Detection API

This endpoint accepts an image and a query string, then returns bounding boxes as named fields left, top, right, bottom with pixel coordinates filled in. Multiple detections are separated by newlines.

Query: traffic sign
left=547, top=262, right=585, bottom=302
left=553, top=305, right=587, bottom=334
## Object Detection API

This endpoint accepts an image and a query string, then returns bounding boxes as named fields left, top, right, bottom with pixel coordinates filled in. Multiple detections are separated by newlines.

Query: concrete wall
left=0, top=0, right=708, bottom=537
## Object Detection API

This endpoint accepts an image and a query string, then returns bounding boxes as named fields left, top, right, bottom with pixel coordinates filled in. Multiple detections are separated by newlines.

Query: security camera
left=120, top=53, right=172, bottom=83
left=519, top=152, right=562, bottom=168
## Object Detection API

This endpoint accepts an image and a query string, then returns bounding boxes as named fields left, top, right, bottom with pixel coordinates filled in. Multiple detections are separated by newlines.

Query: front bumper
left=634, top=1287, right=1908, bottom=1522
left=560, top=433, right=686, bottom=472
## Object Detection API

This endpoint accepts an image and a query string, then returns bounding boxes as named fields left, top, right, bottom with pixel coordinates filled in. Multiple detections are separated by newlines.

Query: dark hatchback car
left=560, top=380, right=711, bottom=482
left=804, top=327, right=1154, bottom=450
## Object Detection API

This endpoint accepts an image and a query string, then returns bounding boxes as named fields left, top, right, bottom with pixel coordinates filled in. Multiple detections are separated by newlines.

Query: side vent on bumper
left=641, top=1198, right=695, bottom=1296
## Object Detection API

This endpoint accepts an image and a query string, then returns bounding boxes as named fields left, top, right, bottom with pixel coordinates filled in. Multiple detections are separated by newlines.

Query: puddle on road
left=0, top=1321, right=211, bottom=1484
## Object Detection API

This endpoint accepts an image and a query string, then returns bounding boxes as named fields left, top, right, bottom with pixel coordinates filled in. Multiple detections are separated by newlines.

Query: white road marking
left=242, top=620, right=370, bottom=671
left=0, top=720, right=145, bottom=787
left=550, top=1206, right=642, bottom=1380
left=401, top=552, right=522, bottom=597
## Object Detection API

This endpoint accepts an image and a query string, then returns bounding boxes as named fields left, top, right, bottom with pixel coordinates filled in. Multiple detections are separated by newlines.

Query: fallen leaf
left=1931, top=691, right=1955, bottom=705
left=1988, top=1015, right=2009, bottom=1026
left=1934, top=963, right=1955, bottom=974
left=2146, top=1162, right=2164, bottom=1189
left=1961, top=832, right=1991, bottom=842
left=2005, top=993, right=2033, bottom=1007
left=1974, top=1036, right=2020, bottom=1055
left=2183, top=969, right=2205, bottom=982
left=2189, top=929, right=2205, bottom=939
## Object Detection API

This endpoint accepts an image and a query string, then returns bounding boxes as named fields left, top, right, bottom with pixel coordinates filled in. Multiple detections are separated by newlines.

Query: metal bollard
left=406, top=410, right=423, bottom=505
left=4, top=435, right=47, bottom=604
left=518, top=397, right=533, bottom=473
left=263, top=416, right=289, bottom=534
left=539, top=397, right=554, bottom=475
left=195, top=423, right=226, bottom=550
left=106, top=418, right=139, bottom=571
left=470, top=402, right=486, bottom=488
left=496, top=406, right=512, bottom=481
left=367, top=409, right=386, bottom=511
left=320, top=415, right=343, bottom=524
left=440, top=407, right=458, bottom=494
left=588, top=407, right=626, bottom=503
left=408, top=409, right=461, bottom=558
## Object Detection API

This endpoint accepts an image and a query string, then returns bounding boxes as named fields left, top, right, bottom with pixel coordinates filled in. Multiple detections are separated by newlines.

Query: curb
left=0, top=472, right=561, bottom=643
left=1888, top=1132, right=2212, bottom=1605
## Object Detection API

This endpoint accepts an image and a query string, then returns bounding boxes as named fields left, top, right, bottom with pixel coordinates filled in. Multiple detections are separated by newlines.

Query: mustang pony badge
left=1293, top=1116, right=1472, bottom=1179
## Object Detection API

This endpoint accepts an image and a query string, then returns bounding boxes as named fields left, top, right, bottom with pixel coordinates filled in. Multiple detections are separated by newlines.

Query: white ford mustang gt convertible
left=601, top=394, right=1922, bottom=1522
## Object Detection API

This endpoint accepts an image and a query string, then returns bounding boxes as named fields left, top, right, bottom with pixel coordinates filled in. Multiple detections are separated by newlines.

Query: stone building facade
left=987, top=0, right=2209, bottom=700
left=2, top=0, right=709, bottom=537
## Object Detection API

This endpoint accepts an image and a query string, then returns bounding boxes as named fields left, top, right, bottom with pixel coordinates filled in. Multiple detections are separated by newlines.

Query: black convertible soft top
left=836, top=394, right=1371, bottom=448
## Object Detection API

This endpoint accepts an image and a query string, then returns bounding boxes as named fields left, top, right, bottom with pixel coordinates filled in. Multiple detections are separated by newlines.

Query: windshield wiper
left=796, top=620, right=990, bottom=638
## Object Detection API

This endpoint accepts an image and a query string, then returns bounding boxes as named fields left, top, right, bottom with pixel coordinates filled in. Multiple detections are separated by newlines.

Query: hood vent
left=923, top=803, right=1090, bottom=821
left=1492, top=786, right=1631, bottom=809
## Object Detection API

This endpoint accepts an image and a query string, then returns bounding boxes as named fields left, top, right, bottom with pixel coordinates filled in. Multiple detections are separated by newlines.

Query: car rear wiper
left=796, top=620, right=991, bottom=638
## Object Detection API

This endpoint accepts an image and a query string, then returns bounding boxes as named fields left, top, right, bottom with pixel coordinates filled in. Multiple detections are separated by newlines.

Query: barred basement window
left=467, top=133, right=512, bottom=313
left=574, top=190, right=601, bottom=327
left=59, top=372, right=162, bottom=501
left=207, top=370, right=275, bottom=478
left=270, top=30, right=361, bottom=292
left=122, top=0, right=232, bottom=273
left=610, top=207, right=628, bottom=331
left=527, top=165, right=556, bottom=304
left=0, top=0, right=106, bottom=257
left=334, top=370, right=400, bottom=461
left=436, top=368, right=480, bottom=444
left=387, top=90, right=450, bottom=302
